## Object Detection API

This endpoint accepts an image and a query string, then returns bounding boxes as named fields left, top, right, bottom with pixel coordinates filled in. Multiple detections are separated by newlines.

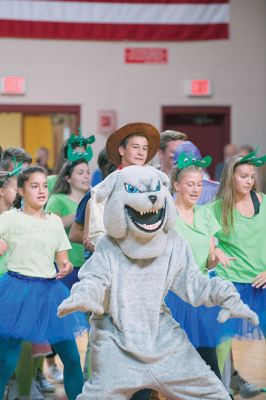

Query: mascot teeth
left=138, top=220, right=162, bottom=231
left=125, top=202, right=166, bottom=233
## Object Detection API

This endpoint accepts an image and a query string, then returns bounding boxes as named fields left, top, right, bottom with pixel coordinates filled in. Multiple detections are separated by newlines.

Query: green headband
left=177, top=152, right=212, bottom=170
left=67, top=145, right=93, bottom=163
left=238, top=147, right=266, bottom=167
left=66, top=128, right=95, bottom=163
left=67, top=128, right=95, bottom=148
left=0, top=157, right=23, bottom=177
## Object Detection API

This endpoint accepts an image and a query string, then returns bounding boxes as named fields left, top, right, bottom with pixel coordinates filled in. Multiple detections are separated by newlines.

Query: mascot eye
left=155, top=181, right=161, bottom=191
left=124, top=184, right=140, bottom=193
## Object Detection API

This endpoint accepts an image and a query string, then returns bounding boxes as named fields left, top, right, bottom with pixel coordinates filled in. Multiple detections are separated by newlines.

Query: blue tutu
left=165, top=290, right=225, bottom=348
left=0, top=271, right=89, bottom=344
left=221, top=282, right=266, bottom=340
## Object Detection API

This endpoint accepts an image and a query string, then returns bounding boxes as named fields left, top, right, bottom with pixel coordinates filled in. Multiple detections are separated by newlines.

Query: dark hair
left=1, top=147, right=32, bottom=170
left=53, top=158, right=89, bottom=195
left=159, top=130, right=187, bottom=151
left=119, top=133, right=147, bottom=149
left=0, top=173, right=12, bottom=189
left=97, top=148, right=116, bottom=179
left=17, top=166, right=47, bottom=189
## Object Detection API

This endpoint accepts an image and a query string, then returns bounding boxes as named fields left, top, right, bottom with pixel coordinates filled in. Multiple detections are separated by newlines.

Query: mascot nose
left=149, top=195, right=157, bottom=204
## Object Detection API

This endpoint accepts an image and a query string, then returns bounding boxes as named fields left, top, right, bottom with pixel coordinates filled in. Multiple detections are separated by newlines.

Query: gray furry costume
left=58, top=165, right=258, bottom=400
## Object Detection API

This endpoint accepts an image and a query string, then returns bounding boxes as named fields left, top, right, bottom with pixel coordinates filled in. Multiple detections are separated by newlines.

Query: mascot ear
left=148, top=167, right=169, bottom=188
left=96, top=170, right=119, bottom=202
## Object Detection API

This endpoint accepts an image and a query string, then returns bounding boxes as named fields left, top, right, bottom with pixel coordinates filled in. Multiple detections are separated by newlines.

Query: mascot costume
left=58, top=165, right=258, bottom=400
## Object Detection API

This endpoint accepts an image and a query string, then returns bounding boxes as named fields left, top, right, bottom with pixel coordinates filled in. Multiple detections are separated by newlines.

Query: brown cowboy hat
left=106, top=122, right=160, bottom=166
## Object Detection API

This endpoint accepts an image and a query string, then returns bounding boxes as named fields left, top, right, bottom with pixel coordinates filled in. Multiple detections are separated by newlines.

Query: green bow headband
left=67, top=128, right=95, bottom=148
left=66, top=127, right=95, bottom=163
left=177, top=152, right=212, bottom=170
left=0, top=157, right=23, bottom=177
left=67, top=145, right=93, bottom=163
left=238, top=147, right=266, bottom=167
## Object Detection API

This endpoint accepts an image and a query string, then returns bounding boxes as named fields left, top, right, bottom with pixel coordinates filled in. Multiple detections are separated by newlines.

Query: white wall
left=0, top=0, right=265, bottom=168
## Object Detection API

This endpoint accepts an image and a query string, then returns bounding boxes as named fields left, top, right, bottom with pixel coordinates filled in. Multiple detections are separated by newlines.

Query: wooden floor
left=232, top=339, right=266, bottom=400
left=44, top=336, right=266, bottom=399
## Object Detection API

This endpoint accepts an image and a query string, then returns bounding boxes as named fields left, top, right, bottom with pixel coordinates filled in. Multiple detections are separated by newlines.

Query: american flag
left=0, top=0, right=230, bottom=41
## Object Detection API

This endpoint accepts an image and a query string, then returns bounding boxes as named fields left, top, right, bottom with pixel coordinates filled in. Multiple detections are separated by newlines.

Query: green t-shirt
left=175, top=205, right=221, bottom=274
left=208, top=194, right=266, bottom=283
left=45, top=193, right=85, bottom=267
left=47, top=175, right=57, bottom=194
left=0, top=209, right=71, bottom=278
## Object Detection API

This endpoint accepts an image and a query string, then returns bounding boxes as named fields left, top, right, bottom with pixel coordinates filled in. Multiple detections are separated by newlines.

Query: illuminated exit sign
left=1, top=76, right=26, bottom=95
left=185, top=79, right=212, bottom=97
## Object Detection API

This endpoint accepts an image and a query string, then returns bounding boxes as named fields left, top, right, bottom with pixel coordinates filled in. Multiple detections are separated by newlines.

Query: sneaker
left=7, top=380, right=19, bottom=400
left=47, top=364, right=64, bottom=384
left=30, top=380, right=44, bottom=400
left=230, top=370, right=261, bottom=399
left=36, top=370, right=55, bottom=393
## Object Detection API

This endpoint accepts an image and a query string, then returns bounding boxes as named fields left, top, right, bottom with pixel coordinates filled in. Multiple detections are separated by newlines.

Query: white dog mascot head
left=96, top=165, right=177, bottom=259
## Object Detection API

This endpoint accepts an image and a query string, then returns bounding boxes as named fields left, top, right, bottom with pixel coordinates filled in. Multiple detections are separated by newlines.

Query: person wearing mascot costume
left=58, top=165, right=258, bottom=400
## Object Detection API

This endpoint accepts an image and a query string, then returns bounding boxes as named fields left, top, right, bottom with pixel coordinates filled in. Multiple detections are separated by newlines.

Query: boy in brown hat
left=106, top=122, right=160, bottom=168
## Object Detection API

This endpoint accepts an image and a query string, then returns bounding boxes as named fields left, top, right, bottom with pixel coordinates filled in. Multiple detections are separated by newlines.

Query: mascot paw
left=217, top=307, right=259, bottom=326
left=57, top=296, right=86, bottom=317
left=57, top=296, right=104, bottom=318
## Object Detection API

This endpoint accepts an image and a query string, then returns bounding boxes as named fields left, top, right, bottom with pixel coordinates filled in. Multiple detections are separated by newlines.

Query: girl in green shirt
left=209, top=150, right=266, bottom=378
left=46, top=158, right=90, bottom=288
left=0, top=166, right=88, bottom=400
left=165, top=153, right=232, bottom=380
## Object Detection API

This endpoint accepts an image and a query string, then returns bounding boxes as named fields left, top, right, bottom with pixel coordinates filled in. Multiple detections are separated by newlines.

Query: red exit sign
left=1, top=76, right=26, bottom=95
left=125, top=48, right=168, bottom=64
left=186, top=79, right=212, bottom=96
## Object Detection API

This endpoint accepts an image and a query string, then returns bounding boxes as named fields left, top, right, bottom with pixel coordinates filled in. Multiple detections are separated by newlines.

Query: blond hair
left=216, top=155, right=257, bottom=234
left=171, top=164, right=202, bottom=194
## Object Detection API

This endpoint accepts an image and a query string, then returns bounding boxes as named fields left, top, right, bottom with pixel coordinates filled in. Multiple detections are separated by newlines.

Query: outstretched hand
left=217, top=304, right=259, bottom=327
left=214, top=248, right=237, bottom=269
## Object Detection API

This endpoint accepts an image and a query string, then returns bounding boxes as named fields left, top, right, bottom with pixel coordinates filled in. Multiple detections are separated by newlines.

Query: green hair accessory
left=66, top=127, right=95, bottom=163
left=238, top=147, right=266, bottom=167
left=67, top=128, right=95, bottom=148
left=177, top=152, right=212, bottom=170
left=0, top=157, right=23, bottom=177
left=67, top=145, right=93, bottom=163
